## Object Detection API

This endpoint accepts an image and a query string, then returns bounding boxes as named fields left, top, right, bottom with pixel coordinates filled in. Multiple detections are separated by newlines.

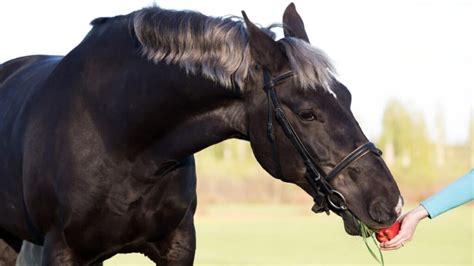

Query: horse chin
left=340, top=211, right=361, bottom=236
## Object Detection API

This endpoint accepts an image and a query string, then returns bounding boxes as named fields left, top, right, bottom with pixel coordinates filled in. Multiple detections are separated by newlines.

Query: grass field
left=105, top=203, right=473, bottom=266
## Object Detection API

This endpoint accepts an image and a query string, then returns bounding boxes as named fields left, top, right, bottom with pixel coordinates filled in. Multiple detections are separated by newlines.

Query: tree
left=378, top=99, right=435, bottom=186
left=434, top=105, right=446, bottom=167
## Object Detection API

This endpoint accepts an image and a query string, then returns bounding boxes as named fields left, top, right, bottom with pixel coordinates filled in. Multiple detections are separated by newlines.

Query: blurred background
left=1, top=0, right=472, bottom=265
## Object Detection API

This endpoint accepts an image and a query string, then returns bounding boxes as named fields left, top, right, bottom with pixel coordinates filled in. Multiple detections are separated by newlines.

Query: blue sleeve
left=420, top=169, right=473, bottom=219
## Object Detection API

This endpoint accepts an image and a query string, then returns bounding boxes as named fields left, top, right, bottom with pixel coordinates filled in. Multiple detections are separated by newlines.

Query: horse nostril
left=368, top=198, right=393, bottom=224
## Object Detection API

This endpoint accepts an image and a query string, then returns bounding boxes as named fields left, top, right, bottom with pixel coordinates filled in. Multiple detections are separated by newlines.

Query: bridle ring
left=327, top=190, right=347, bottom=210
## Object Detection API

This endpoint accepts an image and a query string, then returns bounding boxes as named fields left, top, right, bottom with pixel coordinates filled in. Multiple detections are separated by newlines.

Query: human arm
left=420, top=169, right=473, bottom=218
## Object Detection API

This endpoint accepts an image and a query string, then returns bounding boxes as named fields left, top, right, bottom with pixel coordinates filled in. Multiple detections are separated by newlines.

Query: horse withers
left=0, top=3, right=402, bottom=265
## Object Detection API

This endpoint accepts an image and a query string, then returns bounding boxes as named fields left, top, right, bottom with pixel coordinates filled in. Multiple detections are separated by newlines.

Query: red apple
left=376, top=221, right=401, bottom=243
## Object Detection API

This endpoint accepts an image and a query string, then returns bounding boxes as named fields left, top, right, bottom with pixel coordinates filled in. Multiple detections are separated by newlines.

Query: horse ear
left=242, top=11, right=283, bottom=69
left=332, top=81, right=352, bottom=109
left=283, top=3, right=310, bottom=43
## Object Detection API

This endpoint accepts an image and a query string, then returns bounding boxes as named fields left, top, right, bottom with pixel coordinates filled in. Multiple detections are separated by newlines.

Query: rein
left=263, top=69, right=382, bottom=214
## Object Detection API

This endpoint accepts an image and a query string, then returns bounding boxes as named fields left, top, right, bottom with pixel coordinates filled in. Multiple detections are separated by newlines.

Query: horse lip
left=341, top=211, right=360, bottom=235
left=312, top=202, right=362, bottom=236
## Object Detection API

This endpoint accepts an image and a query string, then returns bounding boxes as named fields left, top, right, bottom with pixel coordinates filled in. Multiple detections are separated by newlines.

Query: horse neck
left=80, top=53, right=247, bottom=161
left=144, top=71, right=248, bottom=158
left=69, top=21, right=249, bottom=164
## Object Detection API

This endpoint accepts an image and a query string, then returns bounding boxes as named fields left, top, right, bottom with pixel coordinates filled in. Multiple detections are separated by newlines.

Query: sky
left=1, top=0, right=472, bottom=144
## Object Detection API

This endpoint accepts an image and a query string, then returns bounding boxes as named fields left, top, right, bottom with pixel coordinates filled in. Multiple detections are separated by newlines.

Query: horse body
left=0, top=19, right=222, bottom=264
left=0, top=4, right=402, bottom=265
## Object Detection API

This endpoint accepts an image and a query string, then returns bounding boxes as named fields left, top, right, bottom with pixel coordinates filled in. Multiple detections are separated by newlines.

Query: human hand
left=380, top=205, right=429, bottom=251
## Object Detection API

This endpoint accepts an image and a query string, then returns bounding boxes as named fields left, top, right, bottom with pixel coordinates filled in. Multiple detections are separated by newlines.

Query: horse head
left=242, top=3, right=402, bottom=235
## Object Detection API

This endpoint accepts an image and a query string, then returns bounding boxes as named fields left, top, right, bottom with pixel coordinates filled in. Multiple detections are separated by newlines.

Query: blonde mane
left=132, top=7, right=335, bottom=91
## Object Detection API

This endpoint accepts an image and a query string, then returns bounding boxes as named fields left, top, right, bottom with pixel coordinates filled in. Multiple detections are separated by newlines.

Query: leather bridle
left=263, top=69, right=382, bottom=215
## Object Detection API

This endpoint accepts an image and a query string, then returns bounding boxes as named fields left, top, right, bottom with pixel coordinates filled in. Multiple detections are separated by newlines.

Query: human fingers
left=381, top=235, right=409, bottom=249
left=381, top=234, right=403, bottom=247
left=380, top=243, right=404, bottom=251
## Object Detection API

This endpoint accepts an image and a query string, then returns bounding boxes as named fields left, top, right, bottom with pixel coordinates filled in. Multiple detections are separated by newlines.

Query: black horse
left=0, top=3, right=402, bottom=265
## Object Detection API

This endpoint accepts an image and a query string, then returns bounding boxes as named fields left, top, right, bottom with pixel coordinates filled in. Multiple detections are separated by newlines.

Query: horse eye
left=298, top=110, right=316, bottom=121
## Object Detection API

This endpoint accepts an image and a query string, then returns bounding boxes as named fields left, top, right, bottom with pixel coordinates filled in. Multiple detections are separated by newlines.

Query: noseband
left=263, top=69, right=382, bottom=214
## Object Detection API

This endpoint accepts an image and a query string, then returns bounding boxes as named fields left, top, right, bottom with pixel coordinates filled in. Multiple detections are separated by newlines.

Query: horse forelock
left=131, top=7, right=335, bottom=92
left=279, top=38, right=336, bottom=92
